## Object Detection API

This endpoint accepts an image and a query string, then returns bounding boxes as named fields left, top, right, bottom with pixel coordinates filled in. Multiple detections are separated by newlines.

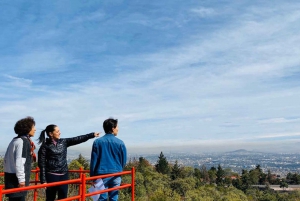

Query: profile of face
left=28, top=125, right=36, bottom=137
left=112, top=125, right=119, bottom=136
left=49, top=126, right=61, bottom=140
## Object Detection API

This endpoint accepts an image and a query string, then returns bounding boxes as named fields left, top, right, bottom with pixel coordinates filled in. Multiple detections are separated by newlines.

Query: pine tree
left=155, top=151, right=170, bottom=175
left=216, top=164, right=225, bottom=185
left=208, top=167, right=217, bottom=184
left=77, top=154, right=89, bottom=170
left=137, top=157, right=151, bottom=172
left=171, top=160, right=182, bottom=180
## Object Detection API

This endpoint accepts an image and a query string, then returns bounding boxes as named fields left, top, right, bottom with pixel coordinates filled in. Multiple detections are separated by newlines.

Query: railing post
left=0, top=185, right=3, bottom=200
left=79, top=167, right=83, bottom=198
left=34, top=167, right=39, bottom=201
left=81, top=172, right=86, bottom=201
left=131, top=167, right=135, bottom=201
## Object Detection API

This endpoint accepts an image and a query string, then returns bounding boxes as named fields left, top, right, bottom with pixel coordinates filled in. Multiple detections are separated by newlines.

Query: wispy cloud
left=71, top=10, right=106, bottom=23
left=190, top=7, right=216, bottom=18
left=258, top=118, right=300, bottom=124
left=2, top=74, right=32, bottom=88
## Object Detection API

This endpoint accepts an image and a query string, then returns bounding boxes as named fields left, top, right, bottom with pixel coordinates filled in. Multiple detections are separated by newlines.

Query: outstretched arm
left=66, top=132, right=100, bottom=147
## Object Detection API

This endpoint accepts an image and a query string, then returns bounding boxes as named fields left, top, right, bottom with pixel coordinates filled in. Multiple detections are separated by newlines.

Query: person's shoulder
left=13, top=137, right=24, bottom=145
left=114, top=137, right=125, bottom=144
left=93, top=136, right=104, bottom=143
left=59, top=138, right=67, bottom=143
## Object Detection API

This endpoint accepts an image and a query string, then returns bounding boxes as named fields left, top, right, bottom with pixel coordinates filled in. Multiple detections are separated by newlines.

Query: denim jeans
left=98, top=176, right=121, bottom=201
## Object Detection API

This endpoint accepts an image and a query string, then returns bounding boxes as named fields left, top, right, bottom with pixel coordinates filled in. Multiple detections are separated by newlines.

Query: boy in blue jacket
left=90, top=118, right=127, bottom=201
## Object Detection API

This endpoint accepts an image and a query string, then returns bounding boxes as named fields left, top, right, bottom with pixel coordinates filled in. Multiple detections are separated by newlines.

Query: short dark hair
left=103, top=118, right=118, bottom=134
left=14, top=116, right=35, bottom=135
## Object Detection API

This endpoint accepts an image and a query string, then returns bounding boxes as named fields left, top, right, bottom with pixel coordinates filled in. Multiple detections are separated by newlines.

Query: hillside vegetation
left=2, top=152, right=300, bottom=201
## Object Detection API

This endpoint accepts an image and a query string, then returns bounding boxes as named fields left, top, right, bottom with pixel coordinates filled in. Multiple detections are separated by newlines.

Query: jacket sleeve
left=90, top=141, right=99, bottom=177
left=121, top=143, right=127, bottom=169
left=66, top=133, right=95, bottom=147
left=38, top=145, right=47, bottom=184
left=15, top=139, right=26, bottom=183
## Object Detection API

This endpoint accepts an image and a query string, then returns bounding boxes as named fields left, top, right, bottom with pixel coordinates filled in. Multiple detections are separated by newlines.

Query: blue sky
left=1, top=0, right=300, bottom=154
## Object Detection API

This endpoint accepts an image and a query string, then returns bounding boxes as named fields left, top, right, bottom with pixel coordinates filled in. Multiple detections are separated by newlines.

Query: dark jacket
left=38, top=133, right=95, bottom=184
left=90, top=133, right=127, bottom=176
left=4, top=135, right=32, bottom=198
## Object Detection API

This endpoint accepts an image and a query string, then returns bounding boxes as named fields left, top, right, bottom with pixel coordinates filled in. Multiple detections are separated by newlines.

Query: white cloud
left=72, top=10, right=106, bottom=23
left=190, top=7, right=216, bottom=18
left=0, top=49, right=75, bottom=74
left=255, top=132, right=300, bottom=139
left=2, top=74, right=32, bottom=88
left=258, top=118, right=300, bottom=124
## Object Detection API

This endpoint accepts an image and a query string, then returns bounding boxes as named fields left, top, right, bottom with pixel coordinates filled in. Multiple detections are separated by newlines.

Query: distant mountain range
left=227, top=149, right=249, bottom=153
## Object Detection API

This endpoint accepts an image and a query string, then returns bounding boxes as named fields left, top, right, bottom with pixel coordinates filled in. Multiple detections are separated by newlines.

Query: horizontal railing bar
left=88, top=171, right=131, bottom=180
left=0, top=168, right=135, bottom=201
left=86, top=184, right=132, bottom=197
left=1, top=172, right=132, bottom=193
left=57, top=195, right=81, bottom=201
left=2, top=179, right=81, bottom=194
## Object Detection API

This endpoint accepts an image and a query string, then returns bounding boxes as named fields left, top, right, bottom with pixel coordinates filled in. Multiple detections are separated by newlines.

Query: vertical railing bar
left=81, top=173, right=86, bottom=201
left=79, top=167, right=83, bottom=199
left=0, top=185, right=3, bottom=201
left=131, top=167, right=135, bottom=201
left=34, top=167, right=39, bottom=201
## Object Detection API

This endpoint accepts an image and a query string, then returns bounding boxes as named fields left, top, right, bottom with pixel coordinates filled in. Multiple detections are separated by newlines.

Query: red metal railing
left=0, top=167, right=135, bottom=201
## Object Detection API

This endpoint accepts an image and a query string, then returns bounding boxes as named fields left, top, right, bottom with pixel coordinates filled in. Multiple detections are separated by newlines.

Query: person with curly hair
left=37, top=124, right=100, bottom=201
left=4, top=116, right=36, bottom=201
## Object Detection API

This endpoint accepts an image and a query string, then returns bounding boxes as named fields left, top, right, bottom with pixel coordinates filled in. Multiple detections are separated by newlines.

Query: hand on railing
left=42, top=182, right=47, bottom=189
left=18, top=182, right=25, bottom=188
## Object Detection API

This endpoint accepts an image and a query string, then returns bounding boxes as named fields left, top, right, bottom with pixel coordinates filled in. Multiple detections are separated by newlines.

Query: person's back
left=91, top=134, right=126, bottom=175
left=90, top=118, right=127, bottom=201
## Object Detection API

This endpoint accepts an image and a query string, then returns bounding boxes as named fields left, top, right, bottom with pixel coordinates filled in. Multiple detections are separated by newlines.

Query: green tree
left=124, top=157, right=139, bottom=170
left=148, top=187, right=181, bottom=201
left=0, top=157, right=4, bottom=184
left=137, top=157, right=152, bottom=173
left=170, top=160, right=182, bottom=180
left=194, top=168, right=204, bottom=187
left=240, top=169, right=250, bottom=192
left=200, top=165, right=210, bottom=184
left=266, top=169, right=275, bottom=184
left=155, top=152, right=170, bottom=175
left=76, top=154, right=89, bottom=170
left=180, top=166, right=194, bottom=178
left=216, top=164, right=225, bottom=186
left=68, top=160, right=83, bottom=179
left=290, top=173, right=300, bottom=184
left=208, top=167, right=217, bottom=184
left=170, top=177, right=196, bottom=197
left=280, top=180, right=288, bottom=190
left=249, top=168, right=260, bottom=185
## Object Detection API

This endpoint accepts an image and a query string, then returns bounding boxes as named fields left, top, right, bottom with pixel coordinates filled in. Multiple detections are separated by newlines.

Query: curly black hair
left=14, top=116, right=36, bottom=135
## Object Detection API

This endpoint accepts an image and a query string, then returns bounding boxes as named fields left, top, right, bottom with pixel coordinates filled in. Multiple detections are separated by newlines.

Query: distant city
left=65, top=149, right=300, bottom=177
left=1, top=148, right=298, bottom=177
